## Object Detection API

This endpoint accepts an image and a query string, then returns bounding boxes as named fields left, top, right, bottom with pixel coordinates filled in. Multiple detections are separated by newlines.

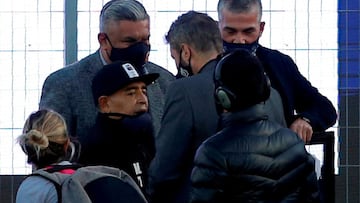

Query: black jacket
left=256, top=45, right=337, bottom=131
left=190, top=104, right=320, bottom=203
left=148, top=60, right=287, bottom=203
left=79, top=112, right=155, bottom=190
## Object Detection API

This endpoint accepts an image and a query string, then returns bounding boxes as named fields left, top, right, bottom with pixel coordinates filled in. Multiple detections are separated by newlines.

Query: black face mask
left=102, top=112, right=153, bottom=133
left=223, top=39, right=259, bottom=56
left=106, top=35, right=150, bottom=68
left=176, top=49, right=193, bottom=78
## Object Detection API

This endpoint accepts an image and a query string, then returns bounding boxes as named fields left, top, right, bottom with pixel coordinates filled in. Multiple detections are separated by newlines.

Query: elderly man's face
left=100, top=81, right=148, bottom=117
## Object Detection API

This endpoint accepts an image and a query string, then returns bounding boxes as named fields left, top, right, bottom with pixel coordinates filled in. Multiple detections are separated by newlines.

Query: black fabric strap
left=44, top=164, right=83, bottom=173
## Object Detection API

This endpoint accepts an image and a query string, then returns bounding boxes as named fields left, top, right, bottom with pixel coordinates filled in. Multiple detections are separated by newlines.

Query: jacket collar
left=198, top=58, right=219, bottom=74
left=220, top=103, right=269, bottom=128
left=83, top=49, right=105, bottom=74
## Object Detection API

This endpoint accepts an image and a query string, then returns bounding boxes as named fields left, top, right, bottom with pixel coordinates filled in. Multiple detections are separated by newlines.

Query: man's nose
left=233, top=34, right=246, bottom=44
left=137, top=92, right=148, bottom=103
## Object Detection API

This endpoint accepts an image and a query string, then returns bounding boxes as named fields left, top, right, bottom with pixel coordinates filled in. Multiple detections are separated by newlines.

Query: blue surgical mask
left=106, top=34, right=150, bottom=68
left=223, top=40, right=259, bottom=56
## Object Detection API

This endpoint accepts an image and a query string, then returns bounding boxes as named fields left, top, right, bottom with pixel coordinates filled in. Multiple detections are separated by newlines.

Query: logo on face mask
left=176, top=49, right=193, bottom=78
left=223, top=40, right=259, bottom=56
left=105, top=34, right=150, bottom=68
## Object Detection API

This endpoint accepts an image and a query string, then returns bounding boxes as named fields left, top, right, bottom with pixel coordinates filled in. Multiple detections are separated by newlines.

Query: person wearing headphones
left=147, top=11, right=286, bottom=203
left=190, top=49, right=320, bottom=203
left=217, top=0, right=337, bottom=142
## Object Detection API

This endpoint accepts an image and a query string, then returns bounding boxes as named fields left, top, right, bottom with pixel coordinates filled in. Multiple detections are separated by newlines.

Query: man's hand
left=290, top=118, right=313, bottom=143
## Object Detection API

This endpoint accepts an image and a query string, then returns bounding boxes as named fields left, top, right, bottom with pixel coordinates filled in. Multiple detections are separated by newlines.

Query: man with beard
left=217, top=0, right=337, bottom=142
left=79, top=60, right=159, bottom=193
left=39, top=0, right=174, bottom=140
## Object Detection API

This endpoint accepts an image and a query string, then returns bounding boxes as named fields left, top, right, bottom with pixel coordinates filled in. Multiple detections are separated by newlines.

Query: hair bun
left=27, top=129, right=49, bottom=149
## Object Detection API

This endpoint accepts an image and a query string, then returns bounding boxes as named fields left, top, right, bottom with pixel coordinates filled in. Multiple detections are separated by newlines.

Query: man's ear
left=98, top=33, right=107, bottom=45
left=98, top=96, right=110, bottom=113
left=259, top=21, right=265, bottom=37
left=180, top=44, right=191, bottom=61
left=98, top=33, right=112, bottom=63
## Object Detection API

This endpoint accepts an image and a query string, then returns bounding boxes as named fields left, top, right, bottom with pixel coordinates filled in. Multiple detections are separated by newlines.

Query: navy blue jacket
left=256, top=46, right=337, bottom=131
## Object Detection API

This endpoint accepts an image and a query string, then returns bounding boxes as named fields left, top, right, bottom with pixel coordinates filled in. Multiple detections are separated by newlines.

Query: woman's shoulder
left=16, top=175, right=58, bottom=203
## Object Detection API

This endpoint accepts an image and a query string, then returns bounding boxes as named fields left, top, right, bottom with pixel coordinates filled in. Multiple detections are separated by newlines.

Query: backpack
left=29, top=164, right=148, bottom=203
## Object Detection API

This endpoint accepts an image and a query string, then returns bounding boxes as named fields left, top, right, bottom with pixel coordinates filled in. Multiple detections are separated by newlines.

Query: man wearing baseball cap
left=79, top=60, right=159, bottom=192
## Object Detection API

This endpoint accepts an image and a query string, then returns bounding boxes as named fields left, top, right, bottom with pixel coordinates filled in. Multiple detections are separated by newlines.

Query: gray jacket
left=39, top=50, right=175, bottom=138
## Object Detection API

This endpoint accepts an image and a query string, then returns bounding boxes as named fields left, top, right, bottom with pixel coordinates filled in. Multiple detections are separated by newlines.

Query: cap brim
left=130, top=73, right=159, bottom=86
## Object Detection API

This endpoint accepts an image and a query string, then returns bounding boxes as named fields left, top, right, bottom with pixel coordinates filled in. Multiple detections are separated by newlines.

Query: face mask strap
left=104, top=33, right=116, bottom=48
left=177, top=49, right=193, bottom=77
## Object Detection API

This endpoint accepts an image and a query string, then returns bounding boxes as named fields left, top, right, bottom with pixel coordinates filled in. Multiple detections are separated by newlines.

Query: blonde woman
left=16, top=109, right=75, bottom=203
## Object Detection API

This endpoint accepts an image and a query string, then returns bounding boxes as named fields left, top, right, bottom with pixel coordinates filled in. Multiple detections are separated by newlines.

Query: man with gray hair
left=39, top=0, right=174, bottom=140
left=217, top=0, right=337, bottom=142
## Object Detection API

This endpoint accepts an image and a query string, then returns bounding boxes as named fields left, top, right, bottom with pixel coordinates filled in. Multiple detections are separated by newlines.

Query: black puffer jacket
left=190, top=104, right=320, bottom=203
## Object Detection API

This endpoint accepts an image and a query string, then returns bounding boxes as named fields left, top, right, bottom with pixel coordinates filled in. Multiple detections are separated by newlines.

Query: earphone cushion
left=215, top=86, right=236, bottom=110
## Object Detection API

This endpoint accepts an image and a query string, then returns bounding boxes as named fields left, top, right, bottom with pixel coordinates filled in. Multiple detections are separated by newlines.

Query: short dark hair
left=165, top=11, right=223, bottom=54
left=217, top=0, right=263, bottom=22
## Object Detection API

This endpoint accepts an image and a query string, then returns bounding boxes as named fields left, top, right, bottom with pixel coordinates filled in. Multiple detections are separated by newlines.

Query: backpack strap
left=29, top=173, right=63, bottom=203
left=28, top=164, right=83, bottom=203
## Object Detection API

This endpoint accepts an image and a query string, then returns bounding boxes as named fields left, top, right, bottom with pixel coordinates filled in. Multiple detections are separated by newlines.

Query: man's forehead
left=221, top=5, right=260, bottom=20
left=106, top=19, right=150, bottom=34
left=220, top=10, right=259, bottom=27
left=122, top=81, right=147, bottom=90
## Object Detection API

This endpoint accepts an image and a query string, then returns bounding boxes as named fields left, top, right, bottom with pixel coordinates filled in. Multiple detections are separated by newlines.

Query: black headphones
left=214, top=50, right=271, bottom=110
left=214, top=52, right=238, bottom=110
